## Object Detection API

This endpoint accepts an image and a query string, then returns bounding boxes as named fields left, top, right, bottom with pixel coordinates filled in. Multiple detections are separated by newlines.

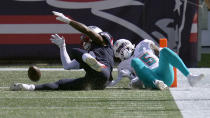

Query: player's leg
left=155, top=48, right=204, bottom=86
left=70, top=48, right=111, bottom=89
left=39, top=67, right=111, bottom=90
left=82, top=53, right=106, bottom=72
left=153, top=48, right=174, bottom=86
left=35, top=77, right=89, bottom=90
left=34, top=82, right=59, bottom=90
left=10, top=77, right=89, bottom=91
left=70, top=48, right=105, bottom=72
left=10, top=83, right=35, bottom=91
left=88, top=67, right=111, bottom=90
left=131, top=58, right=162, bottom=89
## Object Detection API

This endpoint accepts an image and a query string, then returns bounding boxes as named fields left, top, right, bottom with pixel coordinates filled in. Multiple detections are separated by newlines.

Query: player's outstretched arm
left=52, top=11, right=72, bottom=24
left=52, top=11, right=105, bottom=45
left=50, top=34, right=80, bottom=70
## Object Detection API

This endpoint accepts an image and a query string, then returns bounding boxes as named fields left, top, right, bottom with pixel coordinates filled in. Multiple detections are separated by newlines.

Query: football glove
left=52, top=11, right=71, bottom=24
left=50, top=34, right=66, bottom=48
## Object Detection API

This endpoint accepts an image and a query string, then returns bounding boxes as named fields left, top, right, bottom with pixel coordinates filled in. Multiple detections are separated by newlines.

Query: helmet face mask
left=80, top=34, right=92, bottom=50
left=114, top=39, right=135, bottom=61
left=121, top=46, right=134, bottom=60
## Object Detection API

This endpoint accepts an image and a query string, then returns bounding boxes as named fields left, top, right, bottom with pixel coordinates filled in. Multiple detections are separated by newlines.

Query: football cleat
left=187, top=74, right=204, bottom=86
left=154, top=80, right=168, bottom=90
left=10, top=83, right=22, bottom=91
left=85, top=56, right=106, bottom=72
left=10, top=83, right=35, bottom=91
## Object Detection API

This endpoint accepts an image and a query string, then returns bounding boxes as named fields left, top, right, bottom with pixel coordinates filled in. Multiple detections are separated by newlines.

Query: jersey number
left=139, top=53, right=156, bottom=66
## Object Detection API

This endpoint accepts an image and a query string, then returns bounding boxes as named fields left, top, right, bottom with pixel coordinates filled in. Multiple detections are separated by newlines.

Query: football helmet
left=99, top=32, right=113, bottom=46
left=80, top=26, right=103, bottom=50
left=113, top=39, right=135, bottom=60
left=88, top=26, right=103, bottom=34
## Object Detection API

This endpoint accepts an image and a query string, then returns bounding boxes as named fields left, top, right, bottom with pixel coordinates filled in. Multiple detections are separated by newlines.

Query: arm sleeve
left=60, top=46, right=80, bottom=70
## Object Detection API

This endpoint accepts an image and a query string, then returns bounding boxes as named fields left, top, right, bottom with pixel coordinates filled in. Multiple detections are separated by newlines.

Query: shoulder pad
left=99, top=32, right=114, bottom=46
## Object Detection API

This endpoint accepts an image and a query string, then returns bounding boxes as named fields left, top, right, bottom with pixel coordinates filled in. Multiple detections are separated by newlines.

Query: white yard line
left=0, top=106, right=103, bottom=110
left=0, top=68, right=118, bottom=71
left=0, top=68, right=71, bottom=71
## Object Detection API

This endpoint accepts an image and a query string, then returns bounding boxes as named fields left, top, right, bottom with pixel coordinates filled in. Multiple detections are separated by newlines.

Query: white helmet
left=88, top=26, right=103, bottom=34
left=80, top=26, right=103, bottom=50
left=113, top=39, right=135, bottom=60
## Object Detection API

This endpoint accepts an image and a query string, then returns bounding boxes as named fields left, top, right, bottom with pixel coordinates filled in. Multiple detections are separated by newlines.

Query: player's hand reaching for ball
left=52, top=11, right=71, bottom=24
left=50, top=34, right=66, bottom=48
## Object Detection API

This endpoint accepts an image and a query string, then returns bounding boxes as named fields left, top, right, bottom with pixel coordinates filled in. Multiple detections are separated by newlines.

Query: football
left=27, top=66, right=41, bottom=82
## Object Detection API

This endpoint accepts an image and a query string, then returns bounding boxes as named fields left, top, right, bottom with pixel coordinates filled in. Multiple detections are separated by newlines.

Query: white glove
left=52, top=11, right=71, bottom=24
left=50, top=34, right=66, bottom=48
left=119, top=69, right=131, bottom=77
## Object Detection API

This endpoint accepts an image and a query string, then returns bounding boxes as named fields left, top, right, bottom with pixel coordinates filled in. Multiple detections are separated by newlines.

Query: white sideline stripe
left=0, top=68, right=66, bottom=71
left=0, top=68, right=118, bottom=71
left=0, top=106, right=163, bottom=110
left=0, top=87, right=9, bottom=89
left=0, top=106, right=103, bottom=109
left=0, top=86, right=123, bottom=89
left=0, top=96, right=152, bottom=99
left=0, top=87, right=127, bottom=90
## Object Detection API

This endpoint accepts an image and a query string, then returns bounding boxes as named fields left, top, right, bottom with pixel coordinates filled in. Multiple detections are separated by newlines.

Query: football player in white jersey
left=109, top=39, right=204, bottom=90
left=108, top=39, right=160, bottom=89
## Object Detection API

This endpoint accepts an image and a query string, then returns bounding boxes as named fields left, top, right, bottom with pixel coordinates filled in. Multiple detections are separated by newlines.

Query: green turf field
left=0, top=70, right=182, bottom=118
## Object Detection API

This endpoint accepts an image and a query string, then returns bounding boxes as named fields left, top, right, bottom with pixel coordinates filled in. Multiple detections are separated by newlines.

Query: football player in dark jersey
left=10, top=11, right=114, bottom=91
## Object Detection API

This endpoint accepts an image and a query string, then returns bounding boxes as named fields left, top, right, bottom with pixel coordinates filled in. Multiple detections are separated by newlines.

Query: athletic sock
left=21, top=84, right=35, bottom=91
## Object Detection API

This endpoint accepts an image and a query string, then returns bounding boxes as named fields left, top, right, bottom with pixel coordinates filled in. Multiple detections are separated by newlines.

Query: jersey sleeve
left=134, top=39, right=155, bottom=55
left=99, top=32, right=114, bottom=47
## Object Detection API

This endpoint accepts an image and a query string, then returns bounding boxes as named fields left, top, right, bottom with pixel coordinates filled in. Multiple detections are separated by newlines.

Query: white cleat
left=188, top=74, right=204, bottom=86
left=10, top=83, right=35, bottom=91
left=85, top=56, right=106, bottom=72
left=10, top=83, right=23, bottom=91
left=154, top=80, right=168, bottom=90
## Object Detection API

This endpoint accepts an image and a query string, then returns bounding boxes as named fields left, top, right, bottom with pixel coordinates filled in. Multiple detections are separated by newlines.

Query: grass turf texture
left=0, top=70, right=182, bottom=118
left=198, top=54, right=210, bottom=67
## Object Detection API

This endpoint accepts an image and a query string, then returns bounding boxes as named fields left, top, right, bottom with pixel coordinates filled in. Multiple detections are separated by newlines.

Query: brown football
left=28, top=66, right=41, bottom=82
